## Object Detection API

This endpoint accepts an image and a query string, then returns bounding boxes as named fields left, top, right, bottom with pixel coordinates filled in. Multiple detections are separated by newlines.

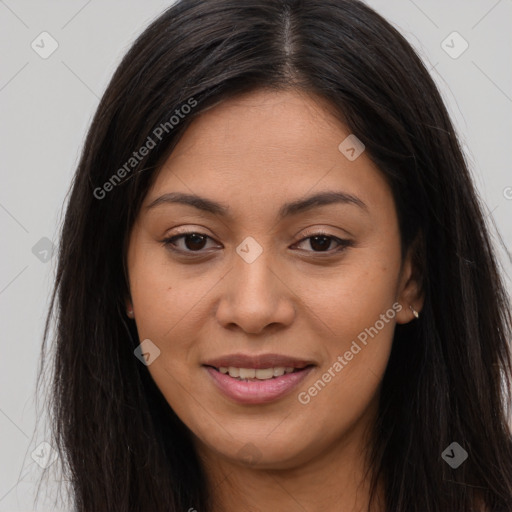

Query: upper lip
left=203, top=353, right=315, bottom=370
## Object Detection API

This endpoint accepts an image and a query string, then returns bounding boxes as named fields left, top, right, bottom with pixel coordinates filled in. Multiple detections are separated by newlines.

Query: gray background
left=1, top=1, right=511, bottom=510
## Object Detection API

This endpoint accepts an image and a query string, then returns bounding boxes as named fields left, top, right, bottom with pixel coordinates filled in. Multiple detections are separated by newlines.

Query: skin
left=125, top=88, right=423, bottom=511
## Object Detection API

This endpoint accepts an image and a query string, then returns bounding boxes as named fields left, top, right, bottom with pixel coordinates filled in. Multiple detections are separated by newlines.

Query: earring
left=127, top=306, right=134, bottom=318
left=409, top=305, right=419, bottom=319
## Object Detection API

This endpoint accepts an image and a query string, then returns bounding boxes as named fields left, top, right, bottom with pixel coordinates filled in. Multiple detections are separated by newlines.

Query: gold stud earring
left=410, top=305, right=419, bottom=319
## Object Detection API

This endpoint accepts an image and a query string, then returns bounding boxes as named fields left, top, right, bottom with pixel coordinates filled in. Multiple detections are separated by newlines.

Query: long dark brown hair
left=38, top=0, right=512, bottom=510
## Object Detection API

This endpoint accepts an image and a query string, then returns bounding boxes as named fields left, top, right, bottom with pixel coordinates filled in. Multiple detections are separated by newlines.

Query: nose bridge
left=215, top=237, right=295, bottom=333
left=232, top=238, right=279, bottom=306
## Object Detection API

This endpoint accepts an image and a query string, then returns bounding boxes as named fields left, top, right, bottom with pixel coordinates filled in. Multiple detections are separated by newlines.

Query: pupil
left=185, top=233, right=207, bottom=251
left=310, top=235, right=330, bottom=251
left=182, top=234, right=332, bottom=251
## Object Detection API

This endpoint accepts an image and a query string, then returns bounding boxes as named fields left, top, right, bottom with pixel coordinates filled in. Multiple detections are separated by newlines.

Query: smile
left=217, top=366, right=298, bottom=380
left=202, top=354, right=315, bottom=405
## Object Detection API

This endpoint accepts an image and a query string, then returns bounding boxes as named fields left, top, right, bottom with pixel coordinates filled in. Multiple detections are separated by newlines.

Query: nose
left=215, top=249, right=296, bottom=335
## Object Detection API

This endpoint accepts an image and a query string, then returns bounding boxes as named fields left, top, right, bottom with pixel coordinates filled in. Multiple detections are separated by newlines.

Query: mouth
left=205, top=365, right=311, bottom=381
left=202, top=354, right=316, bottom=404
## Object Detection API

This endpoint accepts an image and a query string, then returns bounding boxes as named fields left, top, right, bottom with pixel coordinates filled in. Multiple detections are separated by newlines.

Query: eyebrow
left=145, top=190, right=368, bottom=218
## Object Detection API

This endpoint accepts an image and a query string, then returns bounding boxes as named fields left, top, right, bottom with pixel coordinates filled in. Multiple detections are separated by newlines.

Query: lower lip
left=204, top=366, right=314, bottom=405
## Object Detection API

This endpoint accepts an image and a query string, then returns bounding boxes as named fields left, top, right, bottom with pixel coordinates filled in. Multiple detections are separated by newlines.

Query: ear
left=395, top=234, right=424, bottom=324
left=125, top=296, right=135, bottom=318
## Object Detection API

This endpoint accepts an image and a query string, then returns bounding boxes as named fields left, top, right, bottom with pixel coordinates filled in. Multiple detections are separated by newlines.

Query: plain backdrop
left=1, top=1, right=511, bottom=510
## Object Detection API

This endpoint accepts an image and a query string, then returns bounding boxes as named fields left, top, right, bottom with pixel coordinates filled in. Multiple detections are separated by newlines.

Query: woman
left=39, top=0, right=512, bottom=510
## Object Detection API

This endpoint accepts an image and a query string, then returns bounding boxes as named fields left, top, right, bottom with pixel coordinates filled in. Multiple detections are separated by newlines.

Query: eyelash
left=161, top=230, right=353, bottom=257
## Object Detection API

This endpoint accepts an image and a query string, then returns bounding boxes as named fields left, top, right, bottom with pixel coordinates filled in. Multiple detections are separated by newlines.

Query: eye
left=162, top=232, right=220, bottom=253
left=293, top=232, right=353, bottom=254
left=161, top=230, right=353, bottom=256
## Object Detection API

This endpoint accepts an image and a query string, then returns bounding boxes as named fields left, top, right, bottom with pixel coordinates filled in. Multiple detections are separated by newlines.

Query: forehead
left=144, top=89, right=391, bottom=219
left=163, top=88, right=347, bottom=165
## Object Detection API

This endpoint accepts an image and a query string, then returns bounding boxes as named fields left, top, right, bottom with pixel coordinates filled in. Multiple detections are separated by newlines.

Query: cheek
left=128, top=257, right=218, bottom=430
left=129, top=245, right=218, bottom=345
left=293, top=242, right=401, bottom=408
left=294, top=278, right=398, bottom=449
left=299, top=249, right=401, bottom=346
left=127, top=247, right=223, bottom=393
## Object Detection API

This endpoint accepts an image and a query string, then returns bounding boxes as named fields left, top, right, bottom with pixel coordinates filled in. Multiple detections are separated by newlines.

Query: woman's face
left=126, top=89, right=420, bottom=470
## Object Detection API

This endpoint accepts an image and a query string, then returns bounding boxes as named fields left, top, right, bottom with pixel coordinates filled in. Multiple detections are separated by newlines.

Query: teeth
left=255, top=368, right=274, bottom=379
left=228, top=366, right=240, bottom=378
left=217, top=366, right=299, bottom=380
left=273, top=367, right=285, bottom=377
left=239, top=368, right=256, bottom=379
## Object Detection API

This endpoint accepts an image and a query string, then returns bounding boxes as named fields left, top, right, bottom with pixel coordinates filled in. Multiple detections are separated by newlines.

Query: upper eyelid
left=165, top=229, right=346, bottom=243
left=164, top=231, right=350, bottom=252
left=165, top=224, right=350, bottom=240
